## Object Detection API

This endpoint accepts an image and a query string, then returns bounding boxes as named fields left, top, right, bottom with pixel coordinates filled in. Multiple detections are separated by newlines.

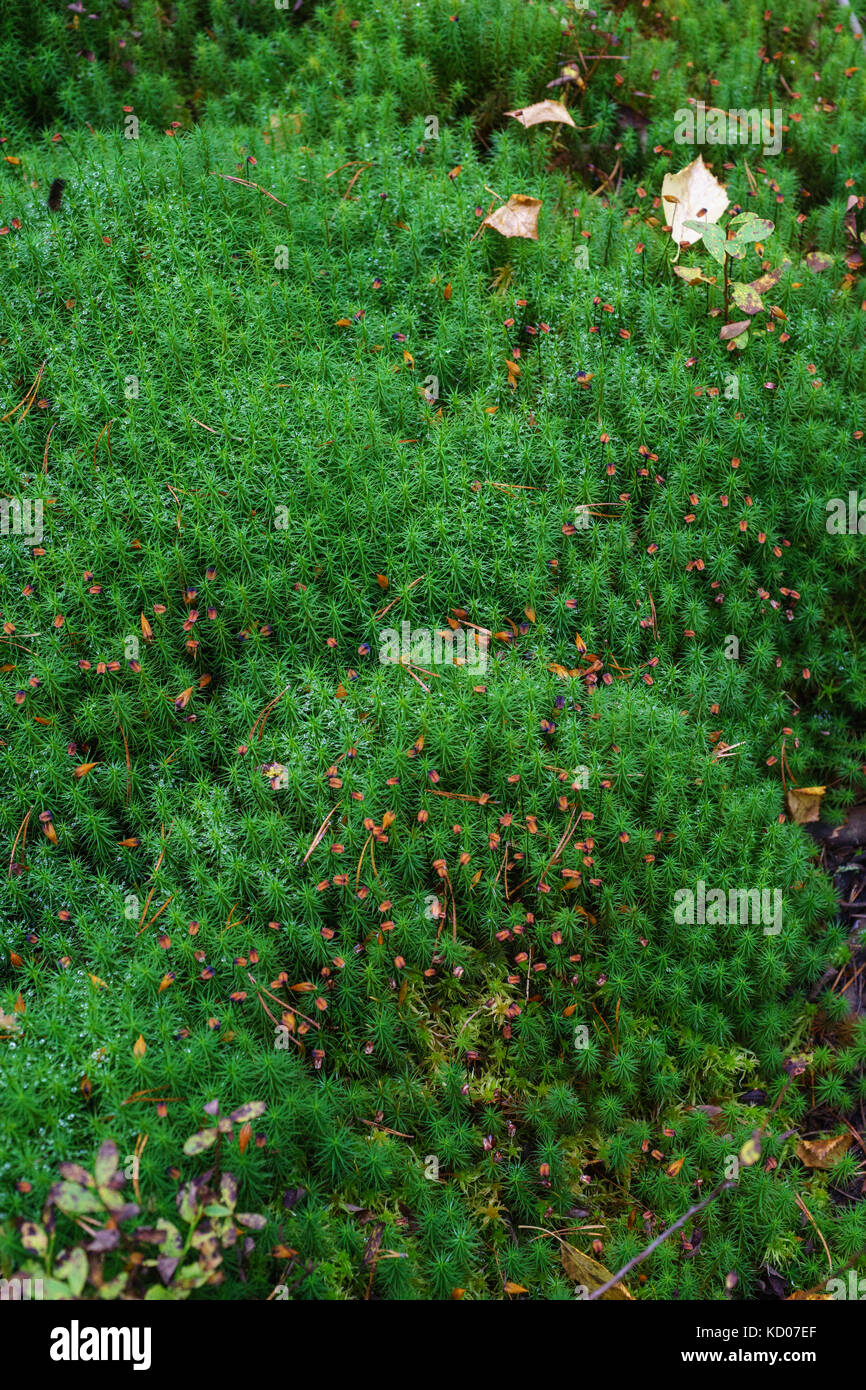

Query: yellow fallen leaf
left=483, top=194, right=542, bottom=241
left=660, top=154, right=729, bottom=259
left=561, top=1244, right=633, bottom=1299
left=786, top=785, right=826, bottom=825
left=796, top=1133, right=851, bottom=1170
left=503, top=1281, right=528, bottom=1294
left=505, top=100, right=576, bottom=129
left=674, top=264, right=717, bottom=286
left=133, top=1034, right=147, bottom=1058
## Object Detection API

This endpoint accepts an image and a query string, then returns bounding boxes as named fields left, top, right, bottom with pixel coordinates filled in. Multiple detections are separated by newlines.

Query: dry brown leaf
left=660, top=154, right=729, bottom=259
left=505, top=100, right=576, bottom=129
left=561, top=1243, right=633, bottom=1300
left=133, top=1034, right=147, bottom=1058
left=483, top=195, right=542, bottom=241
left=786, top=785, right=826, bottom=825
left=788, top=1289, right=833, bottom=1301
left=796, top=1133, right=851, bottom=1170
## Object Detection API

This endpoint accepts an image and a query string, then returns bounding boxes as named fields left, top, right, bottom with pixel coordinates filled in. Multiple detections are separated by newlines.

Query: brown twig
left=210, top=171, right=290, bottom=206
left=8, top=806, right=33, bottom=879
left=42, top=424, right=55, bottom=473
left=373, top=574, right=425, bottom=620
left=587, top=1179, right=737, bottom=1299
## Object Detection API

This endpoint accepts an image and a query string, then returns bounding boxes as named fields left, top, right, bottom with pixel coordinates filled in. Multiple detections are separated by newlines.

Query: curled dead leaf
left=796, top=1133, right=851, bottom=1170
left=483, top=195, right=542, bottom=241
left=505, top=100, right=576, bottom=129
left=786, top=785, right=826, bottom=826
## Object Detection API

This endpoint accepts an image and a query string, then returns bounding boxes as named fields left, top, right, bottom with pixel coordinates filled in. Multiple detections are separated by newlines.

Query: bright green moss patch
left=1, top=0, right=866, bottom=1300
